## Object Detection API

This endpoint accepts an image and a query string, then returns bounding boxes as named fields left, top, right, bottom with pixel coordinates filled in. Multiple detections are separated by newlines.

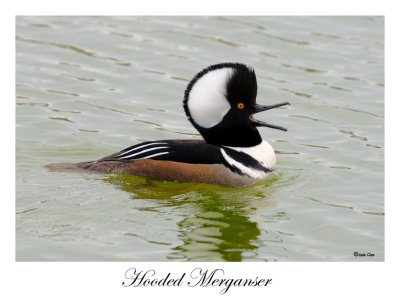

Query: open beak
left=250, top=102, right=290, bottom=131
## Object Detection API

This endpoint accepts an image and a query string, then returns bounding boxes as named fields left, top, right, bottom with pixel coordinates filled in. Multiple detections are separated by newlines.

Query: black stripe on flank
left=221, top=147, right=271, bottom=174
left=220, top=157, right=247, bottom=176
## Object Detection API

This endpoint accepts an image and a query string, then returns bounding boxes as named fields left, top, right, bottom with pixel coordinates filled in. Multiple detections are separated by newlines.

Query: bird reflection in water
left=104, top=174, right=278, bottom=261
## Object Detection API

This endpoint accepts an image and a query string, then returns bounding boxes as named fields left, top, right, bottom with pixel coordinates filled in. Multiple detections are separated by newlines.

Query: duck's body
left=46, top=63, right=289, bottom=187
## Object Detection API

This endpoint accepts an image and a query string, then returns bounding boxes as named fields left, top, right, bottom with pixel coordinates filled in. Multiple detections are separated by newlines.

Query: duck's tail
left=44, top=162, right=94, bottom=172
left=44, top=161, right=126, bottom=173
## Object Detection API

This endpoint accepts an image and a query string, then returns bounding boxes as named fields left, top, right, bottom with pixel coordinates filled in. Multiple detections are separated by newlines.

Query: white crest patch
left=187, top=68, right=233, bottom=128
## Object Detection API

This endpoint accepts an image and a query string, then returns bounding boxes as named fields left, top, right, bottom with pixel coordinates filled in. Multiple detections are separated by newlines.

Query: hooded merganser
left=46, top=63, right=290, bottom=187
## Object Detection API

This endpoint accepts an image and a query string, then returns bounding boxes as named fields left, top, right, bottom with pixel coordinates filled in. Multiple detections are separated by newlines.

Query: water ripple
left=336, top=106, right=383, bottom=118
left=280, top=88, right=313, bottom=98
left=301, top=143, right=330, bottom=149
left=49, top=117, right=74, bottom=123
left=160, top=29, right=242, bottom=47
left=74, top=100, right=137, bottom=116
left=339, top=130, right=368, bottom=141
left=258, top=32, right=311, bottom=46
left=17, top=35, right=133, bottom=67
left=214, top=16, right=266, bottom=30
left=281, top=63, right=327, bottom=74
left=303, top=196, right=354, bottom=210
left=46, top=89, right=79, bottom=97
left=289, top=114, right=330, bottom=123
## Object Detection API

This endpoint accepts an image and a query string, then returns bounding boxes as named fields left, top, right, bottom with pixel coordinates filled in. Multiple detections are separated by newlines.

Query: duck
left=46, top=63, right=290, bottom=187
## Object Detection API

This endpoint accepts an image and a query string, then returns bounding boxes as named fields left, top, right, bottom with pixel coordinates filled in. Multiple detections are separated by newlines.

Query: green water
left=16, top=16, right=384, bottom=261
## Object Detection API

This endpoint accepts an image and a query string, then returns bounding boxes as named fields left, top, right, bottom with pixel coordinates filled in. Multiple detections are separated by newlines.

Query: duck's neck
left=201, top=125, right=262, bottom=147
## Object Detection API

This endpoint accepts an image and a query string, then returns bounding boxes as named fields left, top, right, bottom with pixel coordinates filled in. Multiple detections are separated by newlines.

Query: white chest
left=222, top=140, right=276, bottom=179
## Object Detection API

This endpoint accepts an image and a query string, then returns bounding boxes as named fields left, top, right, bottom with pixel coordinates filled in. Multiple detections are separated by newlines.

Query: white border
left=5, top=0, right=397, bottom=307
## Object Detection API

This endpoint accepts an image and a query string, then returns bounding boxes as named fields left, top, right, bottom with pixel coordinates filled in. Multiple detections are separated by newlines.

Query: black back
left=100, top=140, right=223, bottom=164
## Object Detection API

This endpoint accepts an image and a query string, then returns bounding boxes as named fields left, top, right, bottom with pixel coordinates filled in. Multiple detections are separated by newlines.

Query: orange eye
left=237, top=102, right=245, bottom=110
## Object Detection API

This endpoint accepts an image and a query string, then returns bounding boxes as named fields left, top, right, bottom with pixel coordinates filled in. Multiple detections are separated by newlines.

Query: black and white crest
left=183, top=62, right=257, bottom=130
left=182, top=63, right=262, bottom=147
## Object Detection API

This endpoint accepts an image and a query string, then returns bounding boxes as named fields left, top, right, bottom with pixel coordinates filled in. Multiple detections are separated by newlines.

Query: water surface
left=16, top=16, right=384, bottom=261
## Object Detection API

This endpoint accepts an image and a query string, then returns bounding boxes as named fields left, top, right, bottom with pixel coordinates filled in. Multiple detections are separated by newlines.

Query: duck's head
left=183, top=63, right=290, bottom=147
